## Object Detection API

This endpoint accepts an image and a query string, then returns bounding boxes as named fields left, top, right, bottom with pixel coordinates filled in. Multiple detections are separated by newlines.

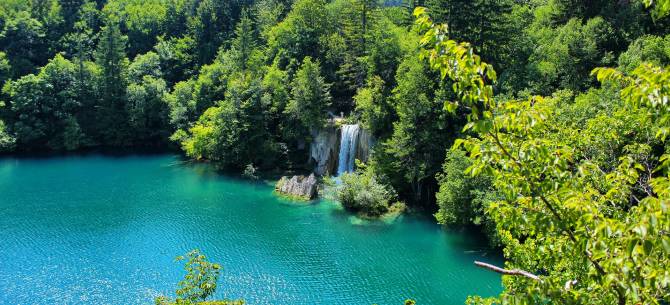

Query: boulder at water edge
left=275, top=174, right=318, bottom=200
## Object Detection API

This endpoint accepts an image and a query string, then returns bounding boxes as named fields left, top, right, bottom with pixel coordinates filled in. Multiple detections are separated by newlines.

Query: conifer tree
left=95, top=15, right=129, bottom=146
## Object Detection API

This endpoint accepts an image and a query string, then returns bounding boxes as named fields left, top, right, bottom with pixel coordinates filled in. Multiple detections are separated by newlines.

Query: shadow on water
left=0, top=146, right=179, bottom=160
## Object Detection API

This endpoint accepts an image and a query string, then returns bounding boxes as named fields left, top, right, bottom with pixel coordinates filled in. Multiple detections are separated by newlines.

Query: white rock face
left=309, top=127, right=339, bottom=176
left=275, top=174, right=318, bottom=200
left=355, top=127, right=372, bottom=164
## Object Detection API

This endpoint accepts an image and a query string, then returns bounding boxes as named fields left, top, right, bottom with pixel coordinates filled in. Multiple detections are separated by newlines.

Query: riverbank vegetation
left=336, top=162, right=406, bottom=218
left=1, top=0, right=669, bottom=303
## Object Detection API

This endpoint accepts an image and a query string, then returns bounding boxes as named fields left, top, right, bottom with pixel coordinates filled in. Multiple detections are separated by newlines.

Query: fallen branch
left=474, top=261, right=541, bottom=281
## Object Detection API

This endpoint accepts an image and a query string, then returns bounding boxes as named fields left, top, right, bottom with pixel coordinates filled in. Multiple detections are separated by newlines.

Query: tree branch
left=474, top=261, right=541, bottom=281
left=538, top=195, right=607, bottom=277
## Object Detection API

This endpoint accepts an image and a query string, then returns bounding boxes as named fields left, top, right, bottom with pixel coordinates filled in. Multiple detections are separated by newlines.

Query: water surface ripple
left=0, top=154, right=501, bottom=305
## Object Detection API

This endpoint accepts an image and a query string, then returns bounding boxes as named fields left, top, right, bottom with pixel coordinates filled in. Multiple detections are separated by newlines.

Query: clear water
left=0, top=154, right=501, bottom=305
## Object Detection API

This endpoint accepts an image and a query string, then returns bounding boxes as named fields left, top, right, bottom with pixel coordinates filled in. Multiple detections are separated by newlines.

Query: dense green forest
left=1, top=0, right=669, bottom=303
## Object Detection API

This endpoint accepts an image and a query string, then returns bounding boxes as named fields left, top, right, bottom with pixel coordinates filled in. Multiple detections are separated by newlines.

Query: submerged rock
left=275, top=174, right=318, bottom=200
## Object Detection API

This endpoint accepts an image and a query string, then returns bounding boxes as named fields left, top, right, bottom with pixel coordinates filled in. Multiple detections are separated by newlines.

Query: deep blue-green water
left=0, top=154, right=501, bottom=304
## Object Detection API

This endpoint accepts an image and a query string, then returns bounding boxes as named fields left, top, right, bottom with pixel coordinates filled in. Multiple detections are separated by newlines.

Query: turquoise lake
left=0, top=154, right=501, bottom=304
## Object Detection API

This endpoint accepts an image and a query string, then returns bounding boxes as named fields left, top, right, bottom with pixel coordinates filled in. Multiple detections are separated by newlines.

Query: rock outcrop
left=275, top=174, right=318, bottom=200
left=309, top=127, right=339, bottom=176
left=355, top=127, right=372, bottom=164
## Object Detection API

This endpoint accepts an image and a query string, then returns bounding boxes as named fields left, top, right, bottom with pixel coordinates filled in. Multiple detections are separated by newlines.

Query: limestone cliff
left=309, top=127, right=339, bottom=176
left=355, top=127, right=373, bottom=164
left=275, top=174, right=318, bottom=200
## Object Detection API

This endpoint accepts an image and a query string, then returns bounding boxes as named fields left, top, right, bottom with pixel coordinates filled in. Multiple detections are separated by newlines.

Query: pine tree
left=337, top=0, right=382, bottom=102
left=232, top=9, right=257, bottom=71
left=95, top=16, right=129, bottom=146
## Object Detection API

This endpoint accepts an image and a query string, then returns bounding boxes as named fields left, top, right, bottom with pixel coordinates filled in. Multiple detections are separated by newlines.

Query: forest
left=0, top=0, right=669, bottom=304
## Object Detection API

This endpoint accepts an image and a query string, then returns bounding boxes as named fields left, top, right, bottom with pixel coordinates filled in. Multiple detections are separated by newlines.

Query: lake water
left=0, top=154, right=501, bottom=304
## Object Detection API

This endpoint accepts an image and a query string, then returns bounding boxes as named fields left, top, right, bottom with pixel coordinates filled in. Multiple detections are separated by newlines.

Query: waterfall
left=337, top=124, right=360, bottom=176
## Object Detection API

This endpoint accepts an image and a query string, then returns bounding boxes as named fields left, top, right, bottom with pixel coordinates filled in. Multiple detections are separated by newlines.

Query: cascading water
left=336, top=124, right=360, bottom=176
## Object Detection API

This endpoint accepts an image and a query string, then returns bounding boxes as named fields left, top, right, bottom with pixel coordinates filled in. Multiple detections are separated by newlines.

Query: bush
left=0, top=120, right=15, bottom=152
left=155, top=249, right=245, bottom=305
left=337, top=164, right=401, bottom=217
left=242, top=163, right=259, bottom=180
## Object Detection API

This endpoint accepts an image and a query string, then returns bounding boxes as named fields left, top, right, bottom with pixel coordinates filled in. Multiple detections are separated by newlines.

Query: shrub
left=337, top=164, right=401, bottom=217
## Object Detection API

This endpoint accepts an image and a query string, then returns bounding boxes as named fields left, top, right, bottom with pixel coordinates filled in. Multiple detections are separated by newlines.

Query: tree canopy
left=0, top=0, right=669, bottom=303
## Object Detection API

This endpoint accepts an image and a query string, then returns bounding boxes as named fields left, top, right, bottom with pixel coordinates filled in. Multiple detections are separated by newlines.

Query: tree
left=435, top=150, right=499, bottom=244
left=415, top=4, right=670, bottom=303
left=339, top=0, right=381, bottom=57
left=187, top=0, right=244, bottom=67
left=527, top=16, right=616, bottom=95
left=126, top=76, right=169, bottom=145
left=155, top=249, right=244, bottom=305
left=380, top=54, right=454, bottom=205
left=253, top=0, right=287, bottom=42
left=128, top=51, right=162, bottom=83
left=0, top=11, right=47, bottom=77
left=2, top=54, right=82, bottom=150
left=105, top=0, right=168, bottom=57
left=165, top=79, right=196, bottom=131
left=0, top=51, right=10, bottom=86
left=231, top=10, right=257, bottom=71
left=284, top=57, right=331, bottom=137
left=175, top=69, right=277, bottom=169
left=365, top=18, right=403, bottom=87
left=59, top=2, right=101, bottom=63
left=95, top=15, right=129, bottom=146
left=617, top=34, right=670, bottom=73
left=327, top=0, right=383, bottom=103
left=154, top=35, right=196, bottom=86
left=354, top=75, right=394, bottom=138
left=0, top=120, right=15, bottom=152
left=266, top=0, right=333, bottom=64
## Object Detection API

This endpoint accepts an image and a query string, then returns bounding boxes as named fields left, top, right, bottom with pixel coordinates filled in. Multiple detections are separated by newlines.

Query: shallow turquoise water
left=0, top=154, right=501, bottom=304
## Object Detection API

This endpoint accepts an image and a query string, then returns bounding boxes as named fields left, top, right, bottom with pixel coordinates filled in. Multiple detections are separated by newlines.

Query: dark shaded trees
left=2, top=55, right=82, bottom=150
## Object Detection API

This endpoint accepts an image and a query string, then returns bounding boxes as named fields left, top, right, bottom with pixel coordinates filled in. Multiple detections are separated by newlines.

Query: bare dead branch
left=474, top=261, right=541, bottom=281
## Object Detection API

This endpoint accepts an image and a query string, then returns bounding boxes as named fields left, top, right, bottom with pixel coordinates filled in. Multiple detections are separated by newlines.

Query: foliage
left=266, top=0, right=332, bottom=65
left=0, top=10, right=47, bottom=77
left=176, top=71, right=277, bottom=169
left=379, top=52, right=454, bottom=205
left=354, top=75, right=394, bottom=137
left=617, top=34, right=670, bottom=73
left=126, top=74, right=170, bottom=144
left=435, top=150, right=499, bottom=244
left=0, top=51, right=9, bottom=85
left=95, top=15, right=130, bottom=146
left=0, top=0, right=669, bottom=302
left=2, top=54, right=83, bottom=150
left=155, top=249, right=244, bottom=305
left=0, top=119, right=14, bottom=152
left=231, top=10, right=257, bottom=71
left=284, top=57, right=331, bottom=136
left=337, top=162, right=403, bottom=217
left=416, top=3, right=670, bottom=304
left=527, top=16, right=615, bottom=94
